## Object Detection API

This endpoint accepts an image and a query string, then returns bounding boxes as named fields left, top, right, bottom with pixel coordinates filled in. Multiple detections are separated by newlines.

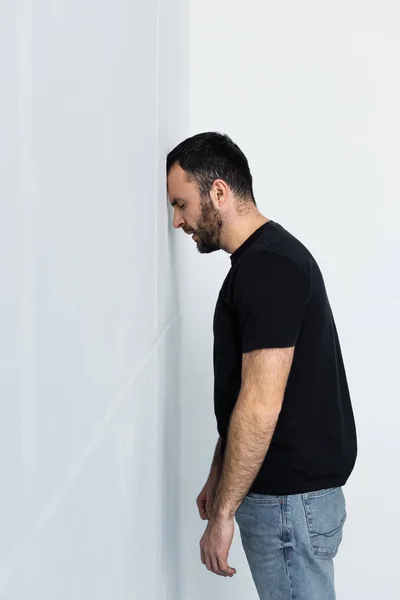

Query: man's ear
left=210, top=178, right=229, bottom=208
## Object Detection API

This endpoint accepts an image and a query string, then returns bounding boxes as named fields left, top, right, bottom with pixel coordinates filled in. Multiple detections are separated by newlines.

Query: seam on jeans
left=304, top=487, right=339, bottom=499
left=281, top=497, right=294, bottom=600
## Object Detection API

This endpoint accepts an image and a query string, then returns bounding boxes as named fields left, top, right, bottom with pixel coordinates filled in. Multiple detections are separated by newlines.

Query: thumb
left=219, top=558, right=237, bottom=577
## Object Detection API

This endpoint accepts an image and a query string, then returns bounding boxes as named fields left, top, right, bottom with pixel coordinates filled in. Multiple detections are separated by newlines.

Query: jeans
left=235, top=487, right=347, bottom=600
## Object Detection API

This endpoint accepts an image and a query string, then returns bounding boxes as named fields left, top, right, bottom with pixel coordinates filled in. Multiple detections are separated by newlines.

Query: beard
left=194, top=195, right=223, bottom=254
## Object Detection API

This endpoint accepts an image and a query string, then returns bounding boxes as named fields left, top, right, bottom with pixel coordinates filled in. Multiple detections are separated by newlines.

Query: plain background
left=178, top=0, right=400, bottom=598
left=0, top=0, right=187, bottom=598
left=1, top=0, right=399, bottom=599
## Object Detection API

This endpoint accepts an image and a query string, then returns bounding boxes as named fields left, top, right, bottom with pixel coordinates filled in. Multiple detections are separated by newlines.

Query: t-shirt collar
left=230, top=221, right=273, bottom=265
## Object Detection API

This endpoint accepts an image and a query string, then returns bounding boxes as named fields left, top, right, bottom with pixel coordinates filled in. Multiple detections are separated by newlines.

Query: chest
left=213, top=292, right=241, bottom=357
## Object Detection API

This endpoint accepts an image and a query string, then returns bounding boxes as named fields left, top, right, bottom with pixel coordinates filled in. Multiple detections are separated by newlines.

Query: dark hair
left=166, top=132, right=255, bottom=204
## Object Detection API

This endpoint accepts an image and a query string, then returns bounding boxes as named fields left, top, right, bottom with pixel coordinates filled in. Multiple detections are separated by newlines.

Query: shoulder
left=233, top=250, right=309, bottom=287
left=227, top=250, right=310, bottom=312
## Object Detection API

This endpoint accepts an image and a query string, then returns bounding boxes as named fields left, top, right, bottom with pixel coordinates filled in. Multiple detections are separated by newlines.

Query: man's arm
left=211, top=346, right=294, bottom=521
left=200, top=253, right=308, bottom=576
left=196, top=437, right=224, bottom=521
left=209, top=436, right=223, bottom=479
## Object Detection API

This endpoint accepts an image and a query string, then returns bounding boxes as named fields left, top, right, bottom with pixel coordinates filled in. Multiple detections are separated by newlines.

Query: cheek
left=192, top=209, right=202, bottom=225
left=185, top=211, right=196, bottom=226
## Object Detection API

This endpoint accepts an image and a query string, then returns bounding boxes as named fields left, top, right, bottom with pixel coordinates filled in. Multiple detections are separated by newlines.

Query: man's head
left=166, top=132, right=256, bottom=254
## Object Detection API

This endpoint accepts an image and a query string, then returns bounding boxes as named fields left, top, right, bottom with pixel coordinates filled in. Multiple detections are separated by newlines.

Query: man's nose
left=173, top=213, right=185, bottom=229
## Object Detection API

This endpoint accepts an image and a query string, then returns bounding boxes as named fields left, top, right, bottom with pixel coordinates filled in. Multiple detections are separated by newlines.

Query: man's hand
left=199, top=515, right=236, bottom=577
left=196, top=475, right=218, bottom=521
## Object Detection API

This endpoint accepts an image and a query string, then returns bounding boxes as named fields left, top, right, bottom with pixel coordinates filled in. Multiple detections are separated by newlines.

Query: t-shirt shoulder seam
left=236, top=247, right=310, bottom=281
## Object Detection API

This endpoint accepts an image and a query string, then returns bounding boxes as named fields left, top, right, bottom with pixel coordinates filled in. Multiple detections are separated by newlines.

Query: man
left=166, top=132, right=357, bottom=600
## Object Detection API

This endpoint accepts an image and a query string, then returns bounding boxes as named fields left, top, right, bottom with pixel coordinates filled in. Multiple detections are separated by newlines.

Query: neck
left=221, top=212, right=270, bottom=254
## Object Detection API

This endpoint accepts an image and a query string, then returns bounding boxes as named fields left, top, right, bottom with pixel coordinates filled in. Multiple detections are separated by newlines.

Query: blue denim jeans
left=235, top=487, right=347, bottom=600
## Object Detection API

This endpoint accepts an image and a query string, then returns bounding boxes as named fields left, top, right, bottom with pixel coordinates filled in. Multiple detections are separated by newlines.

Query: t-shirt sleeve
left=232, top=251, right=310, bottom=353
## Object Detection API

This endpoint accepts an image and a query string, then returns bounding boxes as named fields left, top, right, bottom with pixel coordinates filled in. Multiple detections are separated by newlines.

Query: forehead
left=167, top=164, right=198, bottom=205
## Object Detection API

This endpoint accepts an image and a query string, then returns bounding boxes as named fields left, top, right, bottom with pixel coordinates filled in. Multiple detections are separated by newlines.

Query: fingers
left=211, top=555, right=226, bottom=577
left=204, top=554, right=235, bottom=577
left=197, top=496, right=208, bottom=520
left=204, top=552, right=213, bottom=573
left=200, top=547, right=206, bottom=566
left=200, top=541, right=218, bottom=575
left=198, top=502, right=208, bottom=520
left=218, top=557, right=236, bottom=577
left=200, top=545, right=235, bottom=577
left=203, top=552, right=225, bottom=577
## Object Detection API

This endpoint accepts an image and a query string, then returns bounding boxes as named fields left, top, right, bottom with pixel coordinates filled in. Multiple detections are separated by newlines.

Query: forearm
left=209, top=437, right=223, bottom=479
left=211, top=396, right=280, bottom=520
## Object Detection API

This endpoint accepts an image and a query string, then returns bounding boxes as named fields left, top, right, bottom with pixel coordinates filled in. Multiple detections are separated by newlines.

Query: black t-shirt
left=213, top=220, right=357, bottom=495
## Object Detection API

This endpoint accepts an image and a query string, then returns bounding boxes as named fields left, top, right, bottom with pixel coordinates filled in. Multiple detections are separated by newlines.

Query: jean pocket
left=301, top=487, right=347, bottom=559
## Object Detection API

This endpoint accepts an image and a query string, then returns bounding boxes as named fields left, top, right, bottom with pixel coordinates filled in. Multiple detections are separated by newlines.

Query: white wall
left=0, top=1, right=187, bottom=598
left=179, top=1, right=400, bottom=598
